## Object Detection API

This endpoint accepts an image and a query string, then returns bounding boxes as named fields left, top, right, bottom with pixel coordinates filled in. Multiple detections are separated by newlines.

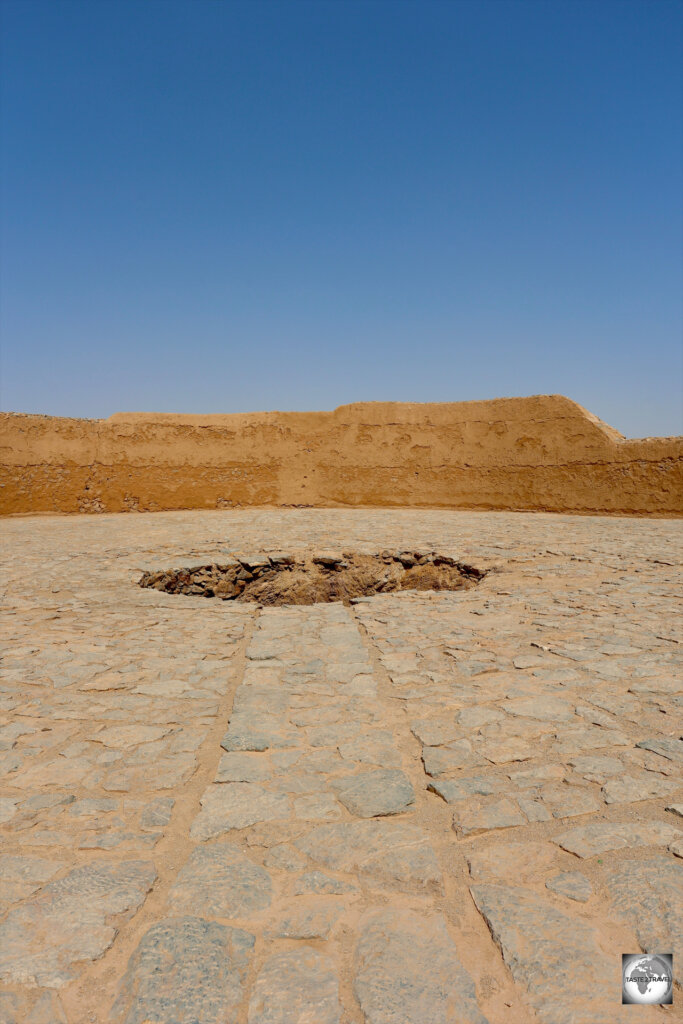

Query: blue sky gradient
left=1, top=0, right=681, bottom=437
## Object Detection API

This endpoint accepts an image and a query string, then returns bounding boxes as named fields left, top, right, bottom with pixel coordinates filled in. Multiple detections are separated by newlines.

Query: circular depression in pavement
left=138, top=551, right=486, bottom=606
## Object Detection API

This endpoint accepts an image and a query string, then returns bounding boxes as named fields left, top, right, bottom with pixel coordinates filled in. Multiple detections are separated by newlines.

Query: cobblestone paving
left=0, top=509, right=681, bottom=1023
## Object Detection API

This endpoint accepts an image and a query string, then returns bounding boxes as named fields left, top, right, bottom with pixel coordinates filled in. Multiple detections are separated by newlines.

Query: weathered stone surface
left=537, top=784, right=600, bottom=819
left=478, top=735, right=535, bottom=764
left=248, top=949, right=341, bottom=1024
left=504, top=696, right=575, bottom=722
left=215, top=751, right=273, bottom=783
left=139, top=796, right=174, bottom=829
left=110, top=916, right=254, bottom=1023
left=169, top=842, right=272, bottom=917
left=0, top=855, right=65, bottom=906
left=636, top=737, right=683, bottom=764
left=270, top=897, right=344, bottom=939
left=601, top=772, right=678, bottom=804
left=95, top=724, right=170, bottom=747
left=190, top=784, right=290, bottom=840
left=294, top=871, right=358, bottom=895
left=467, top=841, right=559, bottom=883
left=604, top=857, right=683, bottom=983
left=545, top=871, right=592, bottom=902
left=428, top=775, right=503, bottom=803
left=353, top=908, right=488, bottom=1024
left=410, top=718, right=461, bottom=746
left=292, top=792, right=342, bottom=820
left=338, top=731, right=402, bottom=767
left=295, top=821, right=443, bottom=892
left=422, top=741, right=486, bottom=776
left=452, top=797, right=526, bottom=837
left=552, top=726, right=630, bottom=755
left=220, top=716, right=294, bottom=752
left=263, top=844, right=308, bottom=871
left=0, top=861, right=156, bottom=987
left=567, top=754, right=626, bottom=783
left=331, top=769, right=414, bottom=818
left=471, top=884, right=634, bottom=1023
left=0, top=798, right=18, bottom=824
left=554, top=821, right=682, bottom=858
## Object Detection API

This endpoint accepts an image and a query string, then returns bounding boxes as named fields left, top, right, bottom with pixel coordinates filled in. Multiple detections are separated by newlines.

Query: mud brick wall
left=1, top=394, right=681, bottom=515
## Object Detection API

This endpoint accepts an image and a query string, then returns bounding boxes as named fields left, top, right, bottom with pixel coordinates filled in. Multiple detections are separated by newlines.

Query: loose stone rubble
left=0, top=508, right=681, bottom=1022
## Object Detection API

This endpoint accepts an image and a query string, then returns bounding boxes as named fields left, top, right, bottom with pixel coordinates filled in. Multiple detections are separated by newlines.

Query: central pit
left=138, top=550, right=487, bottom=606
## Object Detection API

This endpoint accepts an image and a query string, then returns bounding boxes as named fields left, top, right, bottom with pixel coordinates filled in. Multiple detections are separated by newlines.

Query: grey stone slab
left=471, top=884, right=633, bottom=1024
left=477, top=735, right=535, bottom=764
left=552, top=726, right=630, bottom=755
left=353, top=908, right=488, bottom=1024
left=263, top=844, right=308, bottom=871
left=169, top=842, right=272, bottom=917
left=566, top=754, right=626, bottom=783
left=537, top=784, right=600, bottom=819
left=215, top=752, right=273, bottom=783
left=553, top=821, right=682, bottom=858
left=220, top=715, right=295, bottom=752
left=452, top=797, right=526, bottom=837
left=295, top=821, right=443, bottom=893
left=409, top=718, right=461, bottom=746
left=338, top=731, right=402, bottom=767
left=69, top=798, right=118, bottom=816
left=516, top=796, right=552, bottom=822
left=504, top=696, right=575, bottom=722
left=0, top=798, right=18, bottom=824
left=0, top=860, right=156, bottom=988
left=601, top=772, right=679, bottom=804
left=604, top=857, right=683, bottom=984
left=139, top=796, right=174, bottom=829
left=190, top=784, right=290, bottom=841
left=269, top=898, right=344, bottom=939
left=307, top=722, right=364, bottom=747
left=331, top=769, right=415, bottom=818
left=457, top=707, right=508, bottom=730
left=422, top=741, right=487, bottom=776
left=25, top=992, right=69, bottom=1024
left=294, top=871, right=359, bottom=895
left=636, top=737, right=683, bottom=764
left=248, top=948, right=341, bottom=1024
left=110, top=916, right=254, bottom=1024
left=292, top=792, right=342, bottom=820
left=427, top=775, right=503, bottom=803
left=545, top=871, right=592, bottom=902
left=467, top=841, right=559, bottom=883
left=0, top=855, right=65, bottom=905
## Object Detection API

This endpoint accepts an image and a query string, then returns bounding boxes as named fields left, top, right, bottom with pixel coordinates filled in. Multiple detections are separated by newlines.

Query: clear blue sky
left=1, top=0, right=681, bottom=437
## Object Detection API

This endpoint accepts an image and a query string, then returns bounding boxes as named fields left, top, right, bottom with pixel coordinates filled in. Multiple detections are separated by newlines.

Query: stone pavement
left=0, top=508, right=681, bottom=1023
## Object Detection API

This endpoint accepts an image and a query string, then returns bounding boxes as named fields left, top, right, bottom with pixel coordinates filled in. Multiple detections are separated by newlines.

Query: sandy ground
left=0, top=508, right=681, bottom=1023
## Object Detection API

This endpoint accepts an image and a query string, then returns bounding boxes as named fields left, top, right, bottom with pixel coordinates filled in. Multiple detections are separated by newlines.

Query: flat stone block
left=332, top=769, right=415, bottom=818
left=110, top=916, right=254, bottom=1023
left=353, top=908, right=488, bottom=1024
left=190, top=784, right=290, bottom=841
left=169, top=842, right=272, bottom=917
left=248, top=949, right=341, bottom=1024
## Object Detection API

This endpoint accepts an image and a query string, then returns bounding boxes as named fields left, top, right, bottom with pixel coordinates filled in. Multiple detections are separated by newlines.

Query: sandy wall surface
left=1, top=394, right=681, bottom=516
